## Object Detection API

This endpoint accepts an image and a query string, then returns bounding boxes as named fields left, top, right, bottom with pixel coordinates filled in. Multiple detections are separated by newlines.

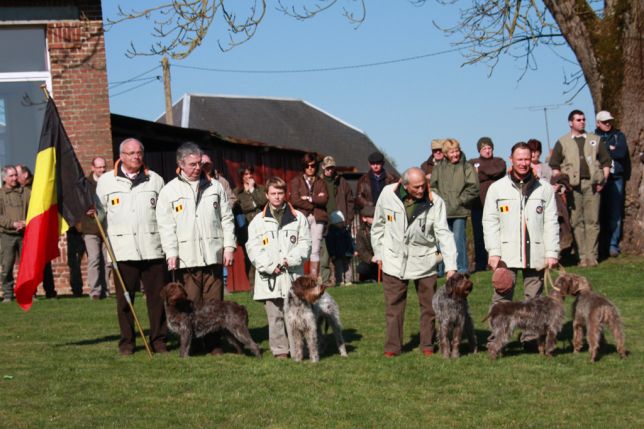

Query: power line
left=109, top=65, right=161, bottom=89
left=110, top=77, right=160, bottom=98
left=171, top=46, right=465, bottom=74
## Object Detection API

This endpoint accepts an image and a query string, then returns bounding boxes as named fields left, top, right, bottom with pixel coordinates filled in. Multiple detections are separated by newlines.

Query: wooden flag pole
left=93, top=213, right=153, bottom=359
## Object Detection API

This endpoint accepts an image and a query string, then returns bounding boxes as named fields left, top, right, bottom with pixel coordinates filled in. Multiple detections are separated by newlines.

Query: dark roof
left=156, top=94, right=397, bottom=174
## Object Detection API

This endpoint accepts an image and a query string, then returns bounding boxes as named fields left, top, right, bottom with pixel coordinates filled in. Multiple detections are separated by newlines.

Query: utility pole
left=162, top=56, right=173, bottom=126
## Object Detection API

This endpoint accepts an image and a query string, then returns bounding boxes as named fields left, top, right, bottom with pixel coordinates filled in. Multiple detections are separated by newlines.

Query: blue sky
left=103, top=1, right=594, bottom=171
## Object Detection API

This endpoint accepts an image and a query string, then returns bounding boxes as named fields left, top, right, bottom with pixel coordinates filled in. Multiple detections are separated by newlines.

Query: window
left=0, top=27, right=51, bottom=170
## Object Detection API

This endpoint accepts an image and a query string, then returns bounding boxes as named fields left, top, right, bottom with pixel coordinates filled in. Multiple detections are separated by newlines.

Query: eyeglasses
left=432, top=149, right=442, bottom=153
left=305, top=163, right=316, bottom=169
left=324, top=166, right=335, bottom=171
left=122, top=151, right=143, bottom=157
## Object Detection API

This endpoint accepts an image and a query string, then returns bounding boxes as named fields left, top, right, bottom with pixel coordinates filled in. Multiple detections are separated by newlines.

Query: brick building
left=1, top=1, right=112, bottom=294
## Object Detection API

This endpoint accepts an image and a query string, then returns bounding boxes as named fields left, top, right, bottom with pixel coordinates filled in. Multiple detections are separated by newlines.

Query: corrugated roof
left=156, top=93, right=396, bottom=174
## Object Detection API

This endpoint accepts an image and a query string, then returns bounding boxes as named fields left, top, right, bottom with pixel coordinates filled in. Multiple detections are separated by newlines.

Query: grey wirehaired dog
left=556, top=273, right=627, bottom=362
left=485, top=277, right=575, bottom=359
left=160, top=282, right=261, bottom=358
left=284, top=276, right=348, bottom=362
left=432, top=273, right=477, bottom=358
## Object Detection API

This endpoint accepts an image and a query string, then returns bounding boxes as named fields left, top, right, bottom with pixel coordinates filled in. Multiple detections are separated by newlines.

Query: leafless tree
left=108, top=0, right=643, bottom=252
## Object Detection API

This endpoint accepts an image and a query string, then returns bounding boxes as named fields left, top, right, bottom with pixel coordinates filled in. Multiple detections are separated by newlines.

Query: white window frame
left=0, top=25, right=52, bottom=94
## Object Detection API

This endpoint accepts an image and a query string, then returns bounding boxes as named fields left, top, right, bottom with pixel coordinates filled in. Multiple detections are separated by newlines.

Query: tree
left=108, top=0, right=643, bottom=253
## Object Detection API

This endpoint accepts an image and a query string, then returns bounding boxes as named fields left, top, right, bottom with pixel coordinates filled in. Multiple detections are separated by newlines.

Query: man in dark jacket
left=79, top=157, right=111, bottom=300
left=319, top=156, right=354, bottom=284
left=356, top=151, right=397, bottom=211
left=595, top=111, right=630, bottom=257
left=469, top=137, right=507, bottom=271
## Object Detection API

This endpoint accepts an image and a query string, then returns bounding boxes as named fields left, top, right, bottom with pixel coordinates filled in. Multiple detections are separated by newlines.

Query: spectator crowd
left=0, top=109, right=633, bottom=358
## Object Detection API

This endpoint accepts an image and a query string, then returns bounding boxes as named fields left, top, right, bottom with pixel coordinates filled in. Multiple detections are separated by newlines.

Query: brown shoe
left=119, top=348, right=134, bottom=356
left=587, top=258, right=599, bottom=267
left=577, top=259, right=589, bottom=267
left=274, top=353, right=289, bottom=360
left=210, top=347, right=224, bottom=356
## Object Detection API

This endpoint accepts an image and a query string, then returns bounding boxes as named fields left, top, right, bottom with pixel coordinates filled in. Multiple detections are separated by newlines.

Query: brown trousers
left=177, top=264, right=224, bottom=352
left=116, top=259, right=167, bottom=353
left=383, top=273, right=437, bottom=355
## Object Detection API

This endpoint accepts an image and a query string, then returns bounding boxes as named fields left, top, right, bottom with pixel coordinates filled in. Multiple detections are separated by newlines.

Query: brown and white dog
left=432, top=273, right=477, bottom=358
left=284, top=277, right=348, bottom=362
left=556, top=273, right=627, bottom=362
left=160, top=282, right=261, bottom=358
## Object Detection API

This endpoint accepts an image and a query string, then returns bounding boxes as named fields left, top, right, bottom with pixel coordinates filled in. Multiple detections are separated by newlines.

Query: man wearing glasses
left=157, top=142, right=236, bottom=355
left=549, top=110, right=611, bottom=267
left=96, top=138, right=167, bottom=355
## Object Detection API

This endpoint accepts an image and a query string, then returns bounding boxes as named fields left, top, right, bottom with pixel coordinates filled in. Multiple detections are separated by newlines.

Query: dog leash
left=544, top=264, right=566, bottom=293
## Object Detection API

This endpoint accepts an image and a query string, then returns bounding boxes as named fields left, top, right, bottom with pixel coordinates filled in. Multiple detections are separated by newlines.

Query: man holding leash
left=156, top=142, right=236, bottom=355
left=371, top=167, right=457, bottom=357
left=96, top=138, right=167, bottom=355
left=483, top=142, right=560, bottom=304
left=246, top=177, right=311, bottom=360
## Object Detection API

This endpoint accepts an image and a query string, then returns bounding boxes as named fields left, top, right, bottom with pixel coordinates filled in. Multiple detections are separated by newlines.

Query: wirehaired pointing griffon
left=432, top=273, right=477, bottom=358
left=160, top=282, right=261, bottom=358
left=485, top=280, right=574, bottom=359
left=556, top=273, right=627, bottom=362
left=284, top=277, right=348, bottom=363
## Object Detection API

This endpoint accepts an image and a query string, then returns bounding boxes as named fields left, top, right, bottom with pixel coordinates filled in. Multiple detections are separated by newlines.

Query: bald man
left=371, top=167, right=457, bottom=357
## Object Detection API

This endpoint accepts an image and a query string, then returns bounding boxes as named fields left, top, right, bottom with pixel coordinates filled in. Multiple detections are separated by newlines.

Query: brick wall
left=43, top=17, right=113, bottom=296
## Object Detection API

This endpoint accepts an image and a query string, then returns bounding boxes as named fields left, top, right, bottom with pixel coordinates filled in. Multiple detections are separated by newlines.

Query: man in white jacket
left=246, top=177, right=311, bottom=359
left=483, top=142, right=559, bottom=304
left=96, top=138, right=167, bottom=355
left=156, top=143, right=236, bottom=354
left=371, top=167, right=457, bottom=357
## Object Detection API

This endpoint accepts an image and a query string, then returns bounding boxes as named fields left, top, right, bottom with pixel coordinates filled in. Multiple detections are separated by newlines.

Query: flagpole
left=92, top=213, right=153, bottom=359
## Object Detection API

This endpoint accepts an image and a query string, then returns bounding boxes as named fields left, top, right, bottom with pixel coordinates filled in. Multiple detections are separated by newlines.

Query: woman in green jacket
left=430, top=138, right=480, bottom=273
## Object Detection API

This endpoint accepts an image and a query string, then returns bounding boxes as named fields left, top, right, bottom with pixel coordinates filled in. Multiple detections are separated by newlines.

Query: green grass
left=1, top=257, right=643, bottom=428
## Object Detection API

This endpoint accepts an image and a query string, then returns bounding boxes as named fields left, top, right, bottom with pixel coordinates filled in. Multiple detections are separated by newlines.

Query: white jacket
left=156, top=175, right=236, bottom=268
left=483, top=174, right=559, bottom=269
left=371, top=183, right=457, bottom=280
left=95, top=165, right=165, bottom=261
left=246, top=203, right=311, bottom=301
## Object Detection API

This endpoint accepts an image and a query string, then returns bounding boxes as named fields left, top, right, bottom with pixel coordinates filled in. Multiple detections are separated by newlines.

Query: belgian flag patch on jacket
left=174, top=203, right=183, bottom=213
left=499, top=205, right=509, bottom=213
left=111, top=197, right=120, bottom=206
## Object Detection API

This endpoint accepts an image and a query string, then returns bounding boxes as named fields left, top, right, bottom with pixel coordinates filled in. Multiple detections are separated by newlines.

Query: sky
left=102, top=1, right=595, bottom=171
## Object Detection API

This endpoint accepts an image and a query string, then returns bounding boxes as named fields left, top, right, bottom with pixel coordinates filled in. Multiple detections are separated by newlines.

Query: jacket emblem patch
left=111, top=197, right=120, bottom=206
left=174, top=203, right=183, bottom=213
left=262, top=237, right=269, bottom=246
left=536, top=206, right=543, bottom=214
left=290, top=235, right=296, bottom=244
left=213, top=200, right=219, bottom=209
left=150, top=197, right=156, bottom=208
left=590, top=139, right=597, bottom=146
left=499, top=205, right=509, bottom=213
left=386, top=214, right=394, bottom=222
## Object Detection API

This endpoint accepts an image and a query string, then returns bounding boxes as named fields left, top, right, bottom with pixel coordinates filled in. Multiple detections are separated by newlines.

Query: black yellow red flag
left=15, top=99, right=93, bottom=310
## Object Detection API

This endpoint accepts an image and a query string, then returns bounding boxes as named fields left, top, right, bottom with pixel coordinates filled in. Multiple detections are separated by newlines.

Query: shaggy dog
left=160, top=282, right=261, bottom=358
left=284, top=277, right=348, bottom=362
left=556, top=273, right=627, bottom=362
left=485, top=277, right=575, bottom=359
left=432, top=273, right=477, bottom=358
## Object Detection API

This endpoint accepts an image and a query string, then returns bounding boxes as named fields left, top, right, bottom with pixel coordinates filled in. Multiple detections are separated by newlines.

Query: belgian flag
left=15, top=98, right=93, bottom=311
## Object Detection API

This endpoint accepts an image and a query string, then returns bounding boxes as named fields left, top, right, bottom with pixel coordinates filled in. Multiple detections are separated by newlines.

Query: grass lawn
left=1, top=256, right=642, bottom=428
